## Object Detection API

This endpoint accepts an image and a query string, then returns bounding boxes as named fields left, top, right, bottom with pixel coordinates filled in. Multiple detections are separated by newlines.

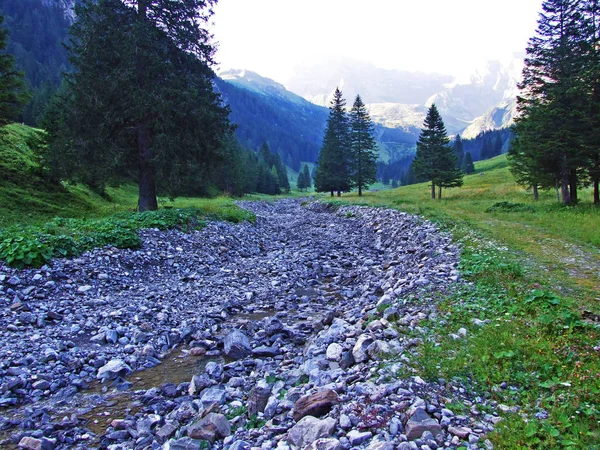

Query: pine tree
left=0, top=15, right=29, bottom=126
left=299, top=164, right=311, bottom=191
left=461, top=152, right=475, bottom=174
left=296, top=167, right=307, bottom=191
left=46, top=0, right=230, bottom=211
left=412, top=104, right=462, bottom=199
left=454, top=134, right=464, bottom=169
left=315, top=88, right=351, bottom=196
left=512, top=0, right=590, bottom=204
left=349, top=95, right=378, bottom=196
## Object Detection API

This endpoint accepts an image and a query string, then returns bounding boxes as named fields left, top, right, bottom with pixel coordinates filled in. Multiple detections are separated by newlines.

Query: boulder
left=97, top=359, right=132, bottom=381
left=293, top=389, right=340, bottom=422
left=187, top=413, right=231, bottom=444
left=287, top=416, right=336, bottom=449
left=306, top=438, right=342, bottom=450
left=325, top=343, right=343, bottom=361
left=405, top=408, right=442, bottom=440
left=352, top=334, right=374, bottom=363
left=224, top=329, right=251, bottom=359
left=247, top=385, right=271, bottom=416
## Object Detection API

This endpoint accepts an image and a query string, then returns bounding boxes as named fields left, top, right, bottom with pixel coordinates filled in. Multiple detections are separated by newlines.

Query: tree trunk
left=330, top=191, right=334, bottom=197
left=533, top=184, right=539, bottom=201
left=594, top=178, right=599, bottom=206
left=358, top=185, right=362, bottom=196
left=137, top=125, right=158, bottom=212
left=561, top=169, right=571, bottom=206
left=438, top=185, right=442, bottom=199
left=569, top=170, right=578, bottom=202
left=431, top=182, right=436, bottom=199
left=337, top=191, right=341, bottom=197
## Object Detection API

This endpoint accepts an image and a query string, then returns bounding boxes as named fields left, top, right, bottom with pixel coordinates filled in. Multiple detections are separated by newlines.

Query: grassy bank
left=332, top=155, right=600, bottom=449
left=0, top=124, right=255, bottom=267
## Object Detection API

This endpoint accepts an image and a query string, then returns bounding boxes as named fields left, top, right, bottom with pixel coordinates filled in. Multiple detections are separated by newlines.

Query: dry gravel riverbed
left=0, top=199, right=502, bottom=450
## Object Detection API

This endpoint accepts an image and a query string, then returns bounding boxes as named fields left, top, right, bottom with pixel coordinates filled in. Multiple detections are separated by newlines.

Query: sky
left=211, top=0, right=543, bottom=85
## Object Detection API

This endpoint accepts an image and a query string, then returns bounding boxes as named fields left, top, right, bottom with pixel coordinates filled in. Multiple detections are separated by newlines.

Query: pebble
left=0, top=199, right=500, bottom=449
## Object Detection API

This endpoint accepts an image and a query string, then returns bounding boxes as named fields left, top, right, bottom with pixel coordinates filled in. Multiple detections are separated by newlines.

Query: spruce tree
left=349, top=95, right=378, bottom=196
left=512, top=0, right=590, bottom=204
left=315, top=88, right=351, bottom=196
left=47, top=0, right=230, bottom=210
left=454, top=134, right=464, bottom=169
left=412, top=104, right=462, bottom=199
left=0, top=15, right=29, bottom=126
left=296, top=168, right=307, bottom=191
left=299, top=164, right=311, bottom=191
left=462, top=152, right=475, bottom=174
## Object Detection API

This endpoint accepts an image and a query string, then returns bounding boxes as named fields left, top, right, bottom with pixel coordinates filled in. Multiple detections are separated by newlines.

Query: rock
left=187, top=413, right=231, bottom=444
left=293, top=389, right=340, bottom=422
left=252, top=345, right=279, bottom=357
left=97, top=359, right=132, bottom=381
left=352, top=334, right=374, bottom=363
left=106, top=329, right=118, bottom=344
left=228, top=441, right=251, bottom=450
left=347, top=430, right=372, bottom=446
left=189, top=347, right=206, bottom=356
left=366, top=442, right=394, bottom=450
left=188, top=374, right=210, bottom=396
left=77, top=285, right=92, bottom=293
left=17, top=437, right=41, bottom=450
left=405, top=408, right=442, bottom=440
left=164, top=437, right=203, bottom=450
left=287, top=416, right=336, bottom=449
left=247, top=385, right=271, bottom=416
left=339, top=414, right=351, bottom=429
left=448, top=426, right=471, bottom=439
left=200, top=386, right=227, bottom=407
left=224, top=329, right=252, bottom=359
left=325, top=343, right=343, bottom=361
left=305, top=438, right=342, bottom=450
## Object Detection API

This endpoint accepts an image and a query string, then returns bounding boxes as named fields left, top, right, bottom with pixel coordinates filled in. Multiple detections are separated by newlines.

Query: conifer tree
left=315, top=88, right=351, bottom=196
left=511, top=0, right=590, bottom=204
left=412, top=104, right=462, bottom=199
left=349, top=95, right=378, bottom=196
left=47, top=0, right=230, bottom=210
left=0, top=15, right=29, bottom=126
left=461, top=152, right=475, bottom=174
left=297, top=164, right=311, bottom=191
left=454, top=134, right=464, bottom=169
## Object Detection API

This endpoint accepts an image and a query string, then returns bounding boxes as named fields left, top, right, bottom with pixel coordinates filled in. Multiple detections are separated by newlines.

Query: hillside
left=216, top=70, right=418, bottom=172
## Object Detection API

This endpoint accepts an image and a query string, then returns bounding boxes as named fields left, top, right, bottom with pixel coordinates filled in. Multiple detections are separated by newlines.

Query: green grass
left=0, top=124, right=255, bottom=267
left=329, top=154, right=600, bottom=449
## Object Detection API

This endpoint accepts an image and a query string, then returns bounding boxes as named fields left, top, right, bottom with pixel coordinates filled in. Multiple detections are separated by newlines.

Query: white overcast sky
left=211, top=0, right=543, bottom=84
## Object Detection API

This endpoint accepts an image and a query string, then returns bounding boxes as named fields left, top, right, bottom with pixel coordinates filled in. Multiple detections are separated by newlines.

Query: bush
left=0, top=208, right=212, bottom=268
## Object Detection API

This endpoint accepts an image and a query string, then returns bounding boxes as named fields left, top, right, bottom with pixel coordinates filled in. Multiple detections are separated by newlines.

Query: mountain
left=287, top=57, right=453, bottom=107
left=285, top=56, right=523, bottom=136
left=216, top=69, right=418, bottom=172
left=461, top=98, right=517, bottom=139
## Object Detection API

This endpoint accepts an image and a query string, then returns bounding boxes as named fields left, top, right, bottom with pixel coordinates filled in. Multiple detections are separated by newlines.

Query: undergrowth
left=0, top=207, right=254, bottom=268
left=402, top=230, right=600, bottom=449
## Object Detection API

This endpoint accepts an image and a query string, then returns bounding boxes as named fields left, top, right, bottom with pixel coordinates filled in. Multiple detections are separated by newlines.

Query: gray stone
left=448, top=426, right=471, bottom=439
left=352, top=334, right=374, bottom=363
left=106, top=329, right=118, bottom=344
left=287, top=416, right=336, bottom=449
left=326, top=343, right=343, bottom=361
left=247, top=385, right=271, bottom=416
left=188, top=374, right=210, bottom=396
left=347, top=430, right=372, bottom=446
left=97, top=359, right=132, bottom=381
left=366, top=442, right=395, bottom=450
left=164, top=437, right=203, bottom=450
left=187, top=413, right=231, bottom=444
left=224, top=329, right=251, bottom=359
left=200, top=386, right=227, bottom=407
left=228, top=441, right=251, bottom=450
left=405, top=408, right=442, bottom=440
left=305, top=438, right=342, bottom=450
left=293, top=389, right=340, bottom=422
